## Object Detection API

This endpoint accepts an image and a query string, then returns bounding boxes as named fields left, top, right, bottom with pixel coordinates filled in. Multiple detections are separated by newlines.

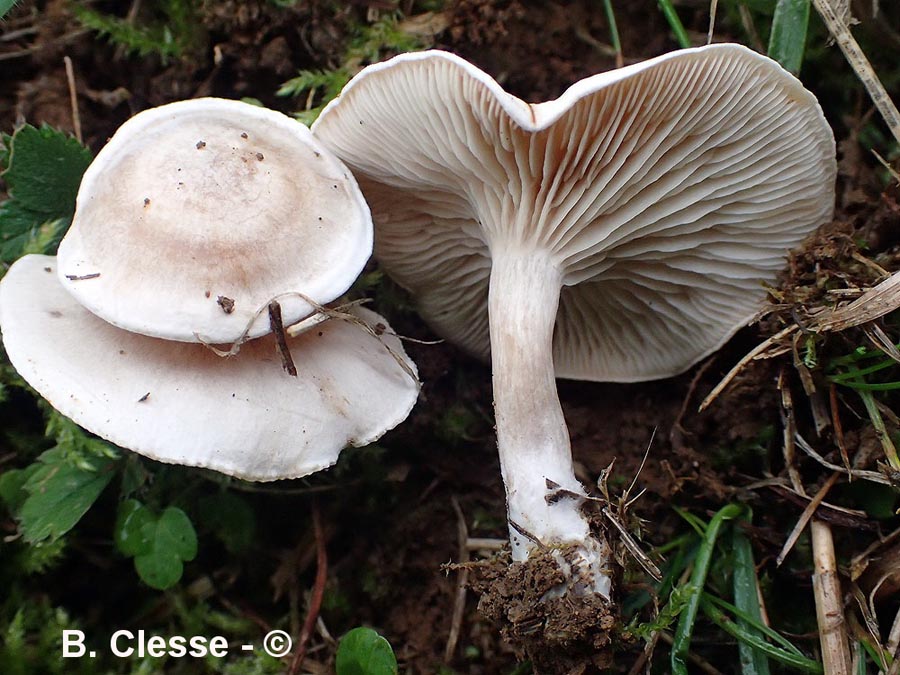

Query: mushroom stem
left=488, top=250, right=611, bottom=598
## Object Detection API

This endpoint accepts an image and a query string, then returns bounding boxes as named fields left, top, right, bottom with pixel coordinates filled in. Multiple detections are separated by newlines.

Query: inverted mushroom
left=313, top=45, right=836, bottom=599
left=57, top=98, right=372, bottom=344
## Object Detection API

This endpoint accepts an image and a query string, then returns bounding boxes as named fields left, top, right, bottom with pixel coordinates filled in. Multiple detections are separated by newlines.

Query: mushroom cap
left=313, top=45, right=836, bottom=381
left=0, top=254, right=418, bottom=481
left=58, top=98, right=373, bottom=344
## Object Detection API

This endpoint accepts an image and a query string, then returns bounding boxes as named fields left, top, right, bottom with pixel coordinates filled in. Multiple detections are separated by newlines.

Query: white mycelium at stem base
left=490, top=250, right=611, bottom=597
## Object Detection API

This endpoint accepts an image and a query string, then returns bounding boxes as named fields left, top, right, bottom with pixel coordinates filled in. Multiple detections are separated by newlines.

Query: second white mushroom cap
left=58, top=98, right=373, bottom=345
left=0, top=255, right=419, bottom=481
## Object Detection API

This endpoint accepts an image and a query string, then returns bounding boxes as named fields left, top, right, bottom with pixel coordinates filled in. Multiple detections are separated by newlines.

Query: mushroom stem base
left=488, top=250, right=612, bottom=597
left=471, top=545, right=616, bottom=673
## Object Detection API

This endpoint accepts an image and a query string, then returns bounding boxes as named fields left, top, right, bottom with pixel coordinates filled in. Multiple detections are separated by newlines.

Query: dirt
left=469, top=546, right=616, bottom=674
left=3, top=1, right=900, bottom=674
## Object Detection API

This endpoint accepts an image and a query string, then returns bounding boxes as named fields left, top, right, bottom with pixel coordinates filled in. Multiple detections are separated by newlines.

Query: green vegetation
left=71, top=0, right=202, bottom=62
left=278, top=13, right=432, bottom=125
left=0, top=0, right=17, bottom=20
left=335, top=627, right=398, bottom=675
left=624, top=506, right=825, bottom=674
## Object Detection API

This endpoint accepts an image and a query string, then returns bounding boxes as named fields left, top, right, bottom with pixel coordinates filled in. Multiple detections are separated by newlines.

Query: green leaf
left=134, top=550, right=185, bottom=590
left=114, top=499, right=155, bottom=556
left=154, top=507, right=197, bottom=560
left=0, top=125, right=91, bottom=262
left=0, top=464, right=40, bottom=515
left=0, top=131, right=11, bottom=170
left=197, top=492, right=256, bottom=554
left=18, top=448, right=116, bottom=543
left=3, top=125, right=91, bottom=216
left=335, top=627, right=398, bottom=675
left=768, top=0, right=810, bottom=75
left=131, top=507, right=197, bottom=590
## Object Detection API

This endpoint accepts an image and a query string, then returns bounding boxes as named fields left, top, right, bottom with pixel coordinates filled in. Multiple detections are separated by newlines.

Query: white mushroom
left=0, top=254, right=418, bottom=481
left=57, top=98, right=373, bottom=345
left=313, top=45, right=836, bottom=597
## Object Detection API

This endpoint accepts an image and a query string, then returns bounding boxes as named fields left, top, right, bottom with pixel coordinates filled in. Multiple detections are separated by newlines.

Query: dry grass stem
left=794, top=432, right=893, bottom=485
left=444, top=497, right=469, bottom=664
left=196, top=292, right=420, bottom=387
left=780, top=373, right=807, bottom=495
left=465, top=537, right=505, bottom=552
left=829, top=384, right=852, bottom=472
left=872, top=149, right=900, bottom=185
left=811, top=0, right=900, bottom=146
left=810, top=269, right=900, bottom=332
left=737, top=4, right=765, bottom=51
left=886, top=609, right=900, bottom=675
left=700, top=325, right=798, bottom=411
left=811, top=519, right=853, bottom=675
left=777, top=472, right=840, bottom=566
left=63, top=55, right=82, bottom=144
left=707, top=0, right=718, bottom=44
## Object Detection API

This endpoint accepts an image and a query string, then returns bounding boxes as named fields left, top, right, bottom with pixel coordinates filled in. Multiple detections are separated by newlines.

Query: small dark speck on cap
left=256, top=152, right=264, bottom=161
left=43, top=267, right=52, bottom=273
left=138, top=392, right=150, bottom=403
left=317, top=216, right=323, bottom=221
left=314, top=151, right=320, bottom=158
left=196, top=140, right=206, bottom=149
left=217, top=295, right=236, bottom=314
left=204, top=290, right=211, bottom=298
left=241, top=132, right=248, bottom=139
left=143, top=198, right=151, bottom=207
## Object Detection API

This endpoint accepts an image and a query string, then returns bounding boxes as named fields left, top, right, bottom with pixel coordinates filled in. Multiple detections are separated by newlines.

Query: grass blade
left=602, top=0, right=623, bottom=67
left=0, top=0, right=16, bottom=19
left=670, top=503, right=744, bottom=675
left=732, top=522, right=772, bottom=675
left=656, top=0, right=691, bottom=49
left=701, top=595, right=823, bottom=673
left=768, top=0, right=811, bottom=75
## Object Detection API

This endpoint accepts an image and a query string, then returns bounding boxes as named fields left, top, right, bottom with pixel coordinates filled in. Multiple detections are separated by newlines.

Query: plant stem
left=811, top=519, right=852, bottom=675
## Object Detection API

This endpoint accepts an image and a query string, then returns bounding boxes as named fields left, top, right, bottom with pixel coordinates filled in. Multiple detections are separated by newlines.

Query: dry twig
left=288, top=504, right=328, bottom=675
